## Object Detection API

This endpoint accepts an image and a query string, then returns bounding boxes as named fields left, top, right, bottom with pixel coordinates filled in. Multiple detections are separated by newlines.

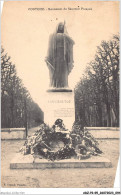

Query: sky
left=1, top=1, right=119, bottom=110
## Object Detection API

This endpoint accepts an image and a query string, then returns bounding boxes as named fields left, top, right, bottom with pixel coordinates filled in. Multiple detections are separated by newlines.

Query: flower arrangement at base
left=20, top=119, right=102, bottom=161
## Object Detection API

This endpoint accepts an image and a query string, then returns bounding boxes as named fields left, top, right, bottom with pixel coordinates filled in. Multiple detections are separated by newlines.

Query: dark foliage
left=75, top=35, right=119, bottom=127
left=1, top=47, right=44, bottom=128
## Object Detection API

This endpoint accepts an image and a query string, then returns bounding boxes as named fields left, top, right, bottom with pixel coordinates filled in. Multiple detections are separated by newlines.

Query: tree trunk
left=106, top=102, right=111, bottom=127
left=97, top=105, right=103, bottom=126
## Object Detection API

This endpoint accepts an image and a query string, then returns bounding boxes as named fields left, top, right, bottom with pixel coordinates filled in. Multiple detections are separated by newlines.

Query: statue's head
left=57, top=23, right=64, bottom=33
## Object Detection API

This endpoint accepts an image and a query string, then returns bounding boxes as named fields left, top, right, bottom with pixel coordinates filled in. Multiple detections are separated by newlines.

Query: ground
left=1, top=127, right=120, bottom=188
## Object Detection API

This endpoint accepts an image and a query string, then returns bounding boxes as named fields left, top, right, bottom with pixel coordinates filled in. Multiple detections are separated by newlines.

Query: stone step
left=10, top=153, right=112, bottom=169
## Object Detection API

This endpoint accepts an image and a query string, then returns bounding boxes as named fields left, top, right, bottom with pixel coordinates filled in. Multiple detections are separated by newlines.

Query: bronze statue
left=45, top=22, right=75, bottom=88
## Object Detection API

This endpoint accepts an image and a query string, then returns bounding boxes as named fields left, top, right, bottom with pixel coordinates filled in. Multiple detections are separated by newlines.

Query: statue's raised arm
left=45, top=22, right=75, bottom=88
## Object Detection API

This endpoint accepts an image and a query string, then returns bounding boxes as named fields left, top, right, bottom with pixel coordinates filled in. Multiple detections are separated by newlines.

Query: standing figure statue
left=45, top=22, right=75, bottom=88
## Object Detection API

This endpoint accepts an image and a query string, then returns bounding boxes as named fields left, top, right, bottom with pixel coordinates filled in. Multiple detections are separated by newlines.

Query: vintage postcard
left=1, top=1, right=120, bottom=194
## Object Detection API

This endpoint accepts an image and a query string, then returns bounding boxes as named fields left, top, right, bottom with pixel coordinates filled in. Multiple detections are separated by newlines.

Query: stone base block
left=43, top=91, right=75, bottom=130
left=10, top=153, right=112, bottom=169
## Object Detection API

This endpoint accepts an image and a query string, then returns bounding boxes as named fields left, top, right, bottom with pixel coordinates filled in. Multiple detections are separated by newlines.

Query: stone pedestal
left=43, top=90, right=75, bottom=130
left=10, top=153, right=112, bottom=169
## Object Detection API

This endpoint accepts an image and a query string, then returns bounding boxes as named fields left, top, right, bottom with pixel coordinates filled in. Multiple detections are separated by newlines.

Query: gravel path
left=1, top=128, right=120, bottom=188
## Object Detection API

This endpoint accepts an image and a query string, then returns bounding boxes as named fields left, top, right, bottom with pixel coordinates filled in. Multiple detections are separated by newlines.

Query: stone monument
left=44, top=22, right=75, bottom=130
left=10, top=22, right=112, bottom=169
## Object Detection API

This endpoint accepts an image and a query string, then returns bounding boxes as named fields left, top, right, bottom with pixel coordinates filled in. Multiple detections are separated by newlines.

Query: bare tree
left=1, top=47, right=44, bottom=128
left=75, top=35, right=119, bottom=127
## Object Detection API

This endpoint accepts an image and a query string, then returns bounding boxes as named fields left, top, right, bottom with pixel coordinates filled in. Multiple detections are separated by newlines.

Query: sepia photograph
left=1, top=0, right=120, bottom=192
